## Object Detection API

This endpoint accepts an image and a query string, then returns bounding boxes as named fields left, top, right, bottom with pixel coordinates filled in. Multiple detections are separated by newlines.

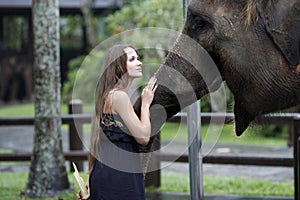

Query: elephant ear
left=257, top=0, right=300, bottom=66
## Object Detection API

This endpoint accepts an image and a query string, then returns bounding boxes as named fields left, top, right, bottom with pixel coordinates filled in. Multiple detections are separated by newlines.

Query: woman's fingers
left=147, top=76, right=157, bottom=90
left=152, top=83, right=158, bottom=92
left=142, top=76, right=157, bottom=100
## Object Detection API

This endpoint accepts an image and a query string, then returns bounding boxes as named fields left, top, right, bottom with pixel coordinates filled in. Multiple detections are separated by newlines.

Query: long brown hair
left=88, top=44, right=136, bottom=173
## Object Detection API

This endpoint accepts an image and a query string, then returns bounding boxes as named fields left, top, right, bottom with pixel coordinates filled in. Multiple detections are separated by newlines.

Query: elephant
left=135, top=0, right=300, bottom=137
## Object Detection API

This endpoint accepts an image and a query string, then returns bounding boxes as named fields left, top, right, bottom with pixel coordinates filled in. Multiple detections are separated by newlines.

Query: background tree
left=81, top=0, right=97, bottom=48
left=26, top=0, right=69, bottom=197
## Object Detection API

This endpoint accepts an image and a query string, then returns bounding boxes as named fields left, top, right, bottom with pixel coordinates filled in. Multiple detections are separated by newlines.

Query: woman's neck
left=115, top=81, right=132, bottom=93
left=123, top=78, right=133, bottom=93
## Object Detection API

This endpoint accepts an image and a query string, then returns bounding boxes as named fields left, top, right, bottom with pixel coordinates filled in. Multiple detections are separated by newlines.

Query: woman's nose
left=137, top=60, right=143, bottom=66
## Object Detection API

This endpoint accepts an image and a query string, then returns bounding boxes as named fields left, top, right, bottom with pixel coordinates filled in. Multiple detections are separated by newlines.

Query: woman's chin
left=132, top=74, right=143, bottom=79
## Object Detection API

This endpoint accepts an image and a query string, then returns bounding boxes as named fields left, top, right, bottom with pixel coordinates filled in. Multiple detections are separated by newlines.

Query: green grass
left=158, top=173, right=293, bottom=197
left=0, top=172, right=293, bottom=199
left=161, top=123, right=287, bottom=147
left=0, top=148, right=13, bottom=153
left=0, top=103, right=35, bottom=117
left=0, top=103, right=94, bottom=117
left=0, top=172, right=89, bottom=200
left=0, top=103, right=63, bottom=116
left=0, top=102, right=93, bottom=133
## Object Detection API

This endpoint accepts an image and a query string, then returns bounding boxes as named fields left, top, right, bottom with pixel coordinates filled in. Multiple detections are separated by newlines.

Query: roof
left=0, top=0, right=123, bottom=15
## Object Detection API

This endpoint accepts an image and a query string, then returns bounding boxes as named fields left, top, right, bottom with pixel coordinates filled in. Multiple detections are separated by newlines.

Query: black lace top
left=100, top=113, right=135, bottom=143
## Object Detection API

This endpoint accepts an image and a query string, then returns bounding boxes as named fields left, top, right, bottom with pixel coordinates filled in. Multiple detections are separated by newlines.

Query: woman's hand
left=141, top=76, right=158, bottom=107
left=78, top=184, right=90, bottom=200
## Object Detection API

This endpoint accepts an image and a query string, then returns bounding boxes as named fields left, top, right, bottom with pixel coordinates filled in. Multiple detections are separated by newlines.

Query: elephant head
left=135, top=0, right=300, bottom=136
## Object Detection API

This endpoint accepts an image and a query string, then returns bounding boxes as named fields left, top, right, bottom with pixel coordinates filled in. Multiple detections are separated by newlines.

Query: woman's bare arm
left=112, top=77, right=157, bottom=145
left=112, top=90, right=151, bottom=145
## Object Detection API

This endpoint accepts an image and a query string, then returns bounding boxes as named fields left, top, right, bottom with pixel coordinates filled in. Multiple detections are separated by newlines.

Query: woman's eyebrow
left=128, top=55, right=135, bottom=60
left=130, top=55, right=138, bottom=59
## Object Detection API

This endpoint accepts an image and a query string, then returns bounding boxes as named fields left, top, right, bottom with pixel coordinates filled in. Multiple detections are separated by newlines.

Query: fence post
left=69, top=99, right=84, bottom=171
left=293, top=116, right=300, bottom=199
left=287, top=125, right=293, bottom=147
left=187, top=102, right=203, bottom=200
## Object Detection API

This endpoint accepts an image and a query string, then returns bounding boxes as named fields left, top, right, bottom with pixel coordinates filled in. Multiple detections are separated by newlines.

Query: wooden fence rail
left=0, top=100, right=300, bottom=198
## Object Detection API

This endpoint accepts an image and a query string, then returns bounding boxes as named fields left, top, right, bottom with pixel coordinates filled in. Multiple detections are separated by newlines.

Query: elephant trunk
left=134, top=33, right=223, bottom=134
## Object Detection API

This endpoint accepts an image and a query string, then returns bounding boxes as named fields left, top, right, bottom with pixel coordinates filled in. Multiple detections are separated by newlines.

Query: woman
left=88, top=44, right=157, bottom=200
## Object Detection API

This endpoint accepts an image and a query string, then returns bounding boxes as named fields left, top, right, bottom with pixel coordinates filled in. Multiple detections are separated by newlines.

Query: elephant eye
left=191, top=15, right=210, bottom=32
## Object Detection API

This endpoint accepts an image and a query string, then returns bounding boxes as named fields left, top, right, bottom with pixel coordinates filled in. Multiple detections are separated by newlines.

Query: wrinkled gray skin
left=134, top=0, right=300, bottom=136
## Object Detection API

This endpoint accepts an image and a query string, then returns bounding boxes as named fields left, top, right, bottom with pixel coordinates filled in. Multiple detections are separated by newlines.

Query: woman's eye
left=129, top=57, right=135, bottom=62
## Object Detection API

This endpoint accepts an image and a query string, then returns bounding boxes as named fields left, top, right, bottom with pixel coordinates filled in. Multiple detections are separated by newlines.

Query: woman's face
left=124, top=47, right=143, bottom=79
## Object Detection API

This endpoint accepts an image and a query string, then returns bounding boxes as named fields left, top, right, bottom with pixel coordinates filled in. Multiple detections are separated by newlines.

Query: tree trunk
left=81, top=0, right=97, bottom=48
left=26, top=0, right=70, bottom=197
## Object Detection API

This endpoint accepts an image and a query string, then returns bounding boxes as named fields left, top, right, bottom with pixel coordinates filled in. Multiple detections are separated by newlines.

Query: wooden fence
left=0, top=100, right=300, bottom=199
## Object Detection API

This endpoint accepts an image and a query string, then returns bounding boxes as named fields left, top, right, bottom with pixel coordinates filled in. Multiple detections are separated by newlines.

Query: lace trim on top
left=101, top=114, right=124, bottom=128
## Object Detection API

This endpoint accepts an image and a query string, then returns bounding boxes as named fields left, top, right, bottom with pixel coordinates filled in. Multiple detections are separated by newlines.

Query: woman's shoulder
left=110, top=90, right=131, bottom=114
left=111, top=89, right=127, bottom=96
left=111, top=90, right=129, bottom=101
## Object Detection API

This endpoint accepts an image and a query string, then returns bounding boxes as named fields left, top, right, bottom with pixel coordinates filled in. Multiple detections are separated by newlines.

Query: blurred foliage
left=258, top=125, right=289, bottom=139
left=105, top=0, right=183, bottom=35
left=63, top=0, right=184, bottom=104
left=63, top=50, right=106, bottom=105
left=2, top=15, right=84, bottom=53
left=62, top=55, right=86, bottom=103
left=2, top=16, right=28, bottom=53
left=60, top=15, right=84, bottom=50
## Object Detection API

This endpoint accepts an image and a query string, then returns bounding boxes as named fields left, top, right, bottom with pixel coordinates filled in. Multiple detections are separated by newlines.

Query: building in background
left=0, top=0, right=123, bottom=103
